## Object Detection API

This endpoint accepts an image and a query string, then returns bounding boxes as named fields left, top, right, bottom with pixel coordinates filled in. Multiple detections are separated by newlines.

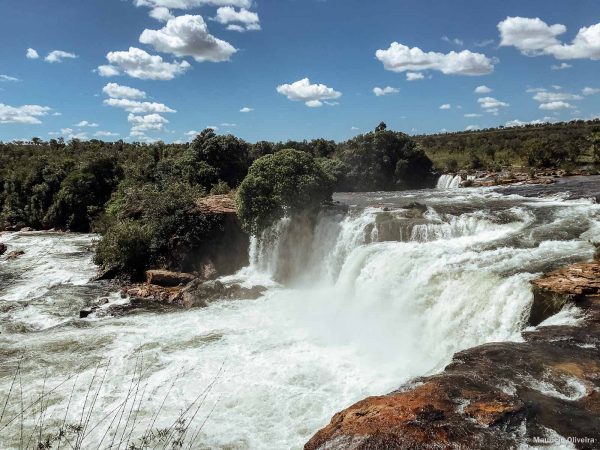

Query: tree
left=236, top=150, right=333, bottom=234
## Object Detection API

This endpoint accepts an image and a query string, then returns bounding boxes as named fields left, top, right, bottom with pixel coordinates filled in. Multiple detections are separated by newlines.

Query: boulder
left=145, top=269, right=196, bottom=287
left=180, top=279, right=266, bottom=308
left=5, top=250, right=24, bottom=260
left=0, top=243, right=6, bottom=256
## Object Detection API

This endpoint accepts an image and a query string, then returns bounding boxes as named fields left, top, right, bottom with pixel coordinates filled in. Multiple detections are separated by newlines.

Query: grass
left=0, top=355, right=225, bottom=450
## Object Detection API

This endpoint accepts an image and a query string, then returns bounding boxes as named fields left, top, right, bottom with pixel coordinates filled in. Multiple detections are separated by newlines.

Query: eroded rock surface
left=306, top=261, right=600, bottom=450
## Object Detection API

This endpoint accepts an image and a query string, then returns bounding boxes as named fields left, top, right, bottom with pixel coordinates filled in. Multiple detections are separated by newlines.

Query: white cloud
left=185, top=129, right=201, bottom=136
left=505, top=117, right=554, bottom=127
left=376, top=42, right=495, bottom=76
left=128, top=113, right=169, bottom=132
left=351, top=126, right=359, bottom=130
left=94, top=131, right=120, bottom=137
left=0, top=103, right=52, bottom=124
left=373, top=86, right=399, bottom=96
left=45, top=50, right=77, bottom=63
left=498, top=17, right=600, bottom=60
left=465, top=125, right=480, bottom=131
left=0, top=75, right=20, bottom=82
left=474, top=39, right=495, bottom=48
left=583, top=87, right=600, bottom=96
left=532, top=91, right=582, bottom=103
left=26, top=48, right=39, bottom=59
left=477, top=96, right=509, bottom=114
left=442, top=36, right=464, bottom=46
left=133, top=0, right=252, bottom=10
left=140, top=15, right=236, bottom=62
left=551, top=62, right=572, bottom=70
left=276, top=78, right=341, bottom=107
left=75, top=120, right=99, bottom=127
left=213, top=7, right=260, bottom=32
left=464, top=113, right=482, bottom=117
left=102, top=82, right=147, bottom=99
left=405, top=72, right=424, bottom=81
left=220, top=122, right=236, bottom=127
left=150, top=6, right=174, bottom=21
left=98, top=47, right=191, bottom=80
left=474, top=85, right=492, bottom=94
left=104, top=98, right=176, bottom=114
left=539, top=101, right=574, bottom=110
left=439, top=104, right=451, bottom=110
left=240, top=106, right=253, bottom=112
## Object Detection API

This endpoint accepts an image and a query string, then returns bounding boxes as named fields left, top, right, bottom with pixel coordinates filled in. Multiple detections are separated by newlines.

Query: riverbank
left=305, top=261, right=600, bottom=450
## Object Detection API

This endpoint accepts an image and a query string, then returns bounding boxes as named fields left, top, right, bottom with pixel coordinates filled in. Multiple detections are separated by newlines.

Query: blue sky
left=0, top=0, right=599, bottom=143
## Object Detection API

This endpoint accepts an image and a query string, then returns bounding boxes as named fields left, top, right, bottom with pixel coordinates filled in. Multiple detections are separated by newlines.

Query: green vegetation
left=416, top=119, right=600, bottom=172
left=3, top=119, right=598, bottom=277
left=236, top=149, right=333, bottom=234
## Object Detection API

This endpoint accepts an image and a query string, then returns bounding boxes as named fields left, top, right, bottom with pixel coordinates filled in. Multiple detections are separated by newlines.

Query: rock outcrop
left=306, top=260, right=600, bottom=450
left=145, top=270, right=196, bottom=287
left=0, top=243, right=6, bottom=256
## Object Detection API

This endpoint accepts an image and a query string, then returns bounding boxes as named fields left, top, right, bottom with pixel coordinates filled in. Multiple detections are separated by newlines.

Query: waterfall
left=437, top=174, right=462, bottom=189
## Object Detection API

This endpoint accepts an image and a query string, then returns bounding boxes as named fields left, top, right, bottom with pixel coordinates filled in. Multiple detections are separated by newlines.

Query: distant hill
left=415, top=119, right=600, bottom=172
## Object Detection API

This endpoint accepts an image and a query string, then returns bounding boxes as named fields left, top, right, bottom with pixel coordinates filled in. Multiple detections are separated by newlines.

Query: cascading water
left=0, top=177, right=599, bottom=449
left=437, top=173, right=462, bottom=189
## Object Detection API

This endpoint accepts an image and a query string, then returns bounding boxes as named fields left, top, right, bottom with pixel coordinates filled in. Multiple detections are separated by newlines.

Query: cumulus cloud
left=150, top=6, right=174, bottom=21
left=104, top=98, right=176, bottom=114
left=240, top=106, right=253, bottom=112
left=477, top=96, right=509, bottom=114
left=373, top=86, right=399, bottom=96
left=220, top=122, right=236, bottom=127
left=45, top=50, right=77, bottom=63
left=94, top=131, right=120, bottom=137
left=405, top=72, right=424, bottom=81
left=133, top=0, right=251, bottom=10
left=0, top=75, right=20, bottom=82
left=102, top=82, right=147, bottom=99
left=551, top=62, right=572, bottom=70
left=276, top=78, right=342, bottom=107
left=439, top=104, right=451, bottom=109
left=213, top=7, right=260, bottom=32
left=498, top=17, right=600, bottom=60
left=505, top=117, right=554, bottom=127
left=583, top=87, right=600, bottom=96
left=75, top=120, right=99, bottom=127
left=98, top=47, right=191, bottom=80
left=128, top=113, right=169, bottom=132
left=442, top=36, right=464, bottom=46
left=474, top=85, right=492, bottom=94
left=0, top=103, right=52, bottom=124
left=532, top=91, right=582, bottom=103
left=26, top=48, right=39, bottom=59
left=464, top=113, right=482, bottom=117
left=376, top=42, right=494, bottom=76
left=465, top=125, right=480, bottom=131
left=140, top=15, right=236, bottom=62
left=539, top=101, right=574, bottom=110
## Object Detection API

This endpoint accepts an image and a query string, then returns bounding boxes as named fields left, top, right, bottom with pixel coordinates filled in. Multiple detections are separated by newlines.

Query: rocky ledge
left=306, top=261, right=600, bottom=450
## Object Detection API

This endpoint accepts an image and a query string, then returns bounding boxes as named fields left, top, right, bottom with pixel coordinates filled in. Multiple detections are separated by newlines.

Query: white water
left=0, top=182, right=599, bottom=449
left=436, top=173, right=462, bottom=189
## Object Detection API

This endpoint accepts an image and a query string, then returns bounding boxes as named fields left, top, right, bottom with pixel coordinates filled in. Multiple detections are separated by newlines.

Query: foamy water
left=0, top=179, right=598, bottom=449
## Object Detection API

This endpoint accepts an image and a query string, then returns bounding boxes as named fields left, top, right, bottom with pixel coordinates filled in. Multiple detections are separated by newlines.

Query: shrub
left=236, top=149, right=333, bottom=234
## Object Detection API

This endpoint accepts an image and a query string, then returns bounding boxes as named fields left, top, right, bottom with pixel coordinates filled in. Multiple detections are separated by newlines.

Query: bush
left=236, top=149, right=333, bottom=234
left=94, top=220, right=152, bottom=279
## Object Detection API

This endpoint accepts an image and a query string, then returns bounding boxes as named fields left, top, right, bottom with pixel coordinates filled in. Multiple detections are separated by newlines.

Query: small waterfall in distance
left=437, top=174, right=462, bottom=189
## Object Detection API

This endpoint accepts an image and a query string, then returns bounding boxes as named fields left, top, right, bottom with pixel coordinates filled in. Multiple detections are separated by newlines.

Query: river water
left=0, top=177, right=599, bottom=449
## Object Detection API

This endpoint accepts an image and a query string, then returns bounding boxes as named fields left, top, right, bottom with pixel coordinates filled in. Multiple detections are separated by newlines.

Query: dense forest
left=416, top=119, right=600, bottom=172
left=1, top=119, right=599, bottom=278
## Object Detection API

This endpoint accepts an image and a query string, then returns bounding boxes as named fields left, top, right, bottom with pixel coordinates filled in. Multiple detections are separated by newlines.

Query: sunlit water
left=0, top=177, right=599, bottom=449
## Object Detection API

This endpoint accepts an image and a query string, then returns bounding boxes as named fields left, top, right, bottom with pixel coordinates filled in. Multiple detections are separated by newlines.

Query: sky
left=0, top=0, right=599, bottom=143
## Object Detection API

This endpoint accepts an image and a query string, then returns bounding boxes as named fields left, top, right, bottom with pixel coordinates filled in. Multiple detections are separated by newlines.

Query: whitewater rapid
left=0, top=178, right=599, bottom=449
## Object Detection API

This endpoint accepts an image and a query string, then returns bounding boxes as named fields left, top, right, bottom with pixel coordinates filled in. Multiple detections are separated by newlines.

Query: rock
left=196, top=194, right=237, bottom=214
left=20, top=227, right=34, bottom=232
left=93, top=267, right=119, bottom=281
left=79, top=308, right=94, bottom=319
left=403, top=202, right=427, bottom=218
left=529, top=261, right=600, bottom=325
left=145, top=269, right=196, bottom=287
left=306, top=263, right=600, bottom=450
left=5, top=250, right=24, bottom=260
left=0, top=243, right=6, bottom=256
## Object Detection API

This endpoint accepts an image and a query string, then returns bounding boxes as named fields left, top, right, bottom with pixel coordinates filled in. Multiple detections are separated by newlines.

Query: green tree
left=236, top=150, right=333, bottom=234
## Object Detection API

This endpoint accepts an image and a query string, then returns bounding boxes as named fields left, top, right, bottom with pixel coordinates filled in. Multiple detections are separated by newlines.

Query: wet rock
left=5, top=250, right=24, bottom=260
left=20, top=227, right=34, bottom=232
left=306, top=263, right=600, bottom=450
left=403, top=202, right=428, bottom=218
left=529, top=261, right=600, bottom=325
left=145, top=269, right=196, bottom=287
left=0, top=243, right=6, bottom=256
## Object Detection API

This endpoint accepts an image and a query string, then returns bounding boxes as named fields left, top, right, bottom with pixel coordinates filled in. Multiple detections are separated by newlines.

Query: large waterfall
left=1, top=178, right=599, bottom=449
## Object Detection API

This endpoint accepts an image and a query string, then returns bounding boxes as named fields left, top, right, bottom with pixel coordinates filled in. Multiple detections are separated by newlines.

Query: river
left=0, top=177, right=599, bottom=449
